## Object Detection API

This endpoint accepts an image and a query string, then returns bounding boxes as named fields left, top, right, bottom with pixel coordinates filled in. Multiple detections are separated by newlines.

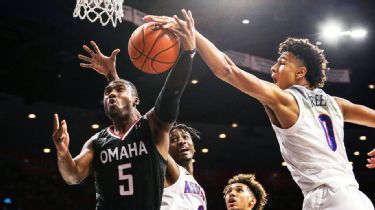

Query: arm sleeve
left=154, top=50, right=195, bottom=123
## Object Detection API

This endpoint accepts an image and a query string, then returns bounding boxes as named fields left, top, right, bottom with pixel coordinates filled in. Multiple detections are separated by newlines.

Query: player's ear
left=133, top=97, right=140, bottom=106
left=296, top=66, right=307, bottom=80
left=248, top=196, right=257, bottom=208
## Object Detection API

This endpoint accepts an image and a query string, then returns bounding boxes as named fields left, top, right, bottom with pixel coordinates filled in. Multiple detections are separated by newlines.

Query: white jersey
left=161, top=165, right=207, bottom=210
left=271, top=85, right=358, bottom=195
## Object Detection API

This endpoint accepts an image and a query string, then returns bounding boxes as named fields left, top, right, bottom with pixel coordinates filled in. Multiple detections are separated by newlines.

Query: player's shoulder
left=88, top=127, right=113, bottom=143
left=286, top=85, right=310, bottom=97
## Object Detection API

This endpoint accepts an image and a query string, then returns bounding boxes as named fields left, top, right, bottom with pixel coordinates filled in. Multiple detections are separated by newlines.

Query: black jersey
left=91, top=116, right=167, bottom=210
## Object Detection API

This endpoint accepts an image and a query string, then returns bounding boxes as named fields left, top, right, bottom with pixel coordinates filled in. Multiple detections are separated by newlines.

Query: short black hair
left=105, top=79, right=138, bottom=97
left=171, top=123, right=200, bottom=141
left=278, top=37, right=328, bottom=88
left=224, top=173, right=268, bottom=210
left=124, top=80, right=138, bottom=98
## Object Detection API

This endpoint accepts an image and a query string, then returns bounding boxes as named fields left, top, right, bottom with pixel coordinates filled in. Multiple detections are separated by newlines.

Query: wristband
left=184, top=48, right=197, bottom=58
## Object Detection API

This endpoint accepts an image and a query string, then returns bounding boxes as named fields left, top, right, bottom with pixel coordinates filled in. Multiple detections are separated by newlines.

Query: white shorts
left=303, top=185, right=374, bottom=210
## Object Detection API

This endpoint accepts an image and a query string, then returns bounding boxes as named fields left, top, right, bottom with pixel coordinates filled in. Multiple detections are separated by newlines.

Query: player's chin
left=178, top=154, right=193, bottom=162
left=106, top=109, right=123, bottom=119
left=226, top=203, right=237, bottom=210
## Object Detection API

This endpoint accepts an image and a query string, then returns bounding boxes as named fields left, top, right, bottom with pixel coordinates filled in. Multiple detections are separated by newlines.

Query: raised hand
left=144, top=9, right=196, bottom=51
left=52, top=114, right=70, bottom=156
left=367, top=148, right=375, bottom=169
left=78, top=41, right=120, bottom=81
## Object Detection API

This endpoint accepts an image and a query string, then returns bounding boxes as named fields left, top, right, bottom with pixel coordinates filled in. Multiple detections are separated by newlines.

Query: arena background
left=1, top=0, right=374, bottom=209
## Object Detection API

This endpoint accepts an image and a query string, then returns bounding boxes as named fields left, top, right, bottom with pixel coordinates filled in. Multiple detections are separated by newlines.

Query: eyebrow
left=104, top=83, right=126, bottom=92
left=278, top=56, right=287, bottom=62
left=225, top=185, right=243, bottom=193
left=224, top=187, right=232, bottom=195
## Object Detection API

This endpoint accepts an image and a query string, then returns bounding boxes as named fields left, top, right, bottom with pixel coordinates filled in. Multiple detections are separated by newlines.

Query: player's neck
left=183, top=161, right=194, bottom=175
left=113, top=110, right=141, bottom=134
left=296, top=78, right=313, bottom=90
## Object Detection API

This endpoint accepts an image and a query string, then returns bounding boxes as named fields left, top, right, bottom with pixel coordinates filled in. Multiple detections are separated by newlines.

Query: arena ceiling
left=1, top=0, right=374, bottom=125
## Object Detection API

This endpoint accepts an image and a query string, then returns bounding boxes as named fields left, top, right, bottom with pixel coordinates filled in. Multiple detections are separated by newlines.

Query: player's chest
left=96, top=137, right=150, bottom=165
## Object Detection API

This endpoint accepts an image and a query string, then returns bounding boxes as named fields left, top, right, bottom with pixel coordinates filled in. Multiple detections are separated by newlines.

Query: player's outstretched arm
left=367, top=149, right=375, bottom=169
left=78, top=41, right=120, bottom=82
left=145, top=11, right=195, bottom=159
left=334, top=97, right=375, bottom=169
left=194, top=26, right=289, bottom=107
left=52, top=114, right=94, bottom=184
left=334, top=97, right=375, bottom=128
left=145, top=10, right=288, bottom=108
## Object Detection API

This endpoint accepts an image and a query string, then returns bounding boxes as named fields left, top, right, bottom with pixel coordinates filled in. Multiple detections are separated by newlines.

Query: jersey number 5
left=318, top=114, right=337, bottom=151
left=118, top=163, right=134, bottom=196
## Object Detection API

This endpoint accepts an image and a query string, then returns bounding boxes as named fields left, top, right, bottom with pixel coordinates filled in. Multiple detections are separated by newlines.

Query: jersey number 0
left=318, top=114, right=337, bottom=151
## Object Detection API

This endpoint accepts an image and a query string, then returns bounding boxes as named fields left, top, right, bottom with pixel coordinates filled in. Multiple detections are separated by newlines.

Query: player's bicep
left=165, top=155, right=179, bottom=187
left=225, top=67, right=288, bottom=106
left=335, top=97, right=375, bottom=127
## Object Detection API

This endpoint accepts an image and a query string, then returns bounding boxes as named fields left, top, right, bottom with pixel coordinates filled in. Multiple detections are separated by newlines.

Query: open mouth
left=178, top=147, right=189, bottom=153
left=108, top=98, right=117, bottom=105
left=228, top=198, right=236, bottom=204
left=272, top=76, right=278, bottom=84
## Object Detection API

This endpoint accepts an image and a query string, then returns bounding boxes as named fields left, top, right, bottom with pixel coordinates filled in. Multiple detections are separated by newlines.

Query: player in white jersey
left=144, top=10, right=375, bottom=210
left=162, top=124, right=207, bottom=210
left=223, top=173, right=267, bottom=210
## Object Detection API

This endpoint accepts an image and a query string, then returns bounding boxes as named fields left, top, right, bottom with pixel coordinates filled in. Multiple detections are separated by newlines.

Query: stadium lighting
left=191, top=79, right=199, bottom=84
left=43, top=148, right=51, bottom=154
left=242, top=19, right=250, bottom=24
left=321, top=21, right=368, bottom=41
left=322, top=22, right=342, bottom=40
left=91, top=124, right=100, bottom=129
left=350, top=29, right=367, bottom=39
left=218, top=133, right=227, bottom=139
left=201, top=148, right=209, bottom=153
left=359, top=136, right=367, bottom=141
left=28, top=113, right=36, bottom=119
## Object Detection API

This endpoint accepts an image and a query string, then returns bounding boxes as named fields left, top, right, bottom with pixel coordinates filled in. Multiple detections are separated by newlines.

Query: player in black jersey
left=52, top=15, right=196, bottom=210
left=75, top=12, right=205, bottom=210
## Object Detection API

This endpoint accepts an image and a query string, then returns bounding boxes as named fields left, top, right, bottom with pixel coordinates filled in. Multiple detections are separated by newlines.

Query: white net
left=73, top=0, right=124, bottom=27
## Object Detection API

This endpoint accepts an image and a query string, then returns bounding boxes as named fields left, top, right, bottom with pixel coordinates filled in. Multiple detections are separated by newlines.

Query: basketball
left=128, top=22, right=180, bottom=74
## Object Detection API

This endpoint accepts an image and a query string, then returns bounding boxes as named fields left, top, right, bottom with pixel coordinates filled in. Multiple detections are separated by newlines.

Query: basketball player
left=144, top=10, right=375, bottom=209
left=162, top=123, right=206, bottom=210
left=223, top=174, right=267, bottom=210
left=78, top=46, right=206, bottom=209
left=52, top=22, right=196, bottom=210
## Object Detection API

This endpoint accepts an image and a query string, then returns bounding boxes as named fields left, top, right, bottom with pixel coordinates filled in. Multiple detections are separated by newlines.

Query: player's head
left=271, top=37, right=328, bottom=90
left=169, top=124, right=200, bottom=165
left=103, top=79, right=139, bottom=120
left=223, top=174, right=267, bottom=210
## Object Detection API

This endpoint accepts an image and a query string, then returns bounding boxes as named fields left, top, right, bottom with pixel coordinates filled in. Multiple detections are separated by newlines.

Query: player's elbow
left=212, top=63, right=234, bottom=80
left=63, top=175, right=83, bottom=185
left=65, top=180, right=79, bottom=185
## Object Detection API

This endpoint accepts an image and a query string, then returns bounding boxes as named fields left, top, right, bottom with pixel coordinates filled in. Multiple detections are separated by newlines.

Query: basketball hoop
left=73, top=0, right=124, bottom=27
